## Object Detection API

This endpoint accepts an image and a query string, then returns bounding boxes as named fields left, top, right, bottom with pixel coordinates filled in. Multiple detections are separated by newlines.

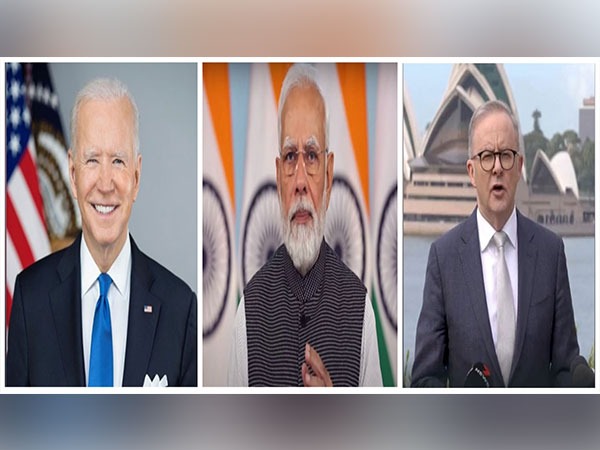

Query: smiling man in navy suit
left=412, top=100, right=585, bottom=388
left=6, top=78, right=197, bottom=387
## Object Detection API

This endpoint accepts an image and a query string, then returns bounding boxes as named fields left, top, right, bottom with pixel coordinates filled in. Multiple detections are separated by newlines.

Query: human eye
left=283, top=150, right=297, bottom=163
left=501, top=150, right=514, bottom=160
left=113, top=158, right=125, bottom=166
left=480, top=151, right=494, bottom=163
left=306, top=150, right=319, bottom=163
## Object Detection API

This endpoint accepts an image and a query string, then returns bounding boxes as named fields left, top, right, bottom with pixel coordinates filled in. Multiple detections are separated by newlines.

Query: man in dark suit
left=412, top=100, right=583, bottom=387
left=6, top=78, right=197, bottom=387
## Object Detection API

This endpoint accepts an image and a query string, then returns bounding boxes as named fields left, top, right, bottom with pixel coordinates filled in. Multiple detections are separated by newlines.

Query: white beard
left=281, top=194, right=326, bottom=276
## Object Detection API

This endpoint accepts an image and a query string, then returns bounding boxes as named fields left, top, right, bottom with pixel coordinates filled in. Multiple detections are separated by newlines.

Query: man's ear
left=275, top=156, right=281, bottom=198
left=133, top=153, right=142, bottom=201
left=68, top=149, right=78, bottom=199
left=325, top=151, right=334, bottom=209
left=467, top=159, right=476, bottom=188
left=517, top=152, right=524, bottom=172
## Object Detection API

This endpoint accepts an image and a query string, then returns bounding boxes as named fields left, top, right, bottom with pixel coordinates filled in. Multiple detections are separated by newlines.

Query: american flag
left=27, top=63, right=80, bottom=242
left=6, top=63, right=51, bottom=326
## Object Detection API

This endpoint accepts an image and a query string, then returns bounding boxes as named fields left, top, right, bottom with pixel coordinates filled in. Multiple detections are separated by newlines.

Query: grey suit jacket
left=6, top=233, right=197, bottom=387
left=411, top=209, right=580, bottom=387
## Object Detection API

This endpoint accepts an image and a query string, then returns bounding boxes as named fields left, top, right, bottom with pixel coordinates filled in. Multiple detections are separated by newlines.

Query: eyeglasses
left=280, top=148, right=325, bottom=177
left=472, top=149, right=519, bottom=172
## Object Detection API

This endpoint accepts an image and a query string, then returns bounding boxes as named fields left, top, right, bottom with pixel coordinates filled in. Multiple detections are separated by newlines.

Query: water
left=403, top=235, right=595, bottom=382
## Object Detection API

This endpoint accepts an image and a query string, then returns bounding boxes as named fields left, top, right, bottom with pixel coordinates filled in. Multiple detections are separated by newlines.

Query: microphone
left=570, top=356, right=595, bottom=387
left=464, top=362, right=491, bottom=387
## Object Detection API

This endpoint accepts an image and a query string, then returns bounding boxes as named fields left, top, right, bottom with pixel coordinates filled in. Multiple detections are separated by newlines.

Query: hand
left=302, top=342, right=333, bottom=387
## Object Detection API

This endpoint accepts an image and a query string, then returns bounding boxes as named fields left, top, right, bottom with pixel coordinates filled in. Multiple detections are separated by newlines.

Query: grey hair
left=468, top=99, right=520, bottom=157
left=277, top=64, right=329, bottom=152
left=70, top=78, right=140, bottom=155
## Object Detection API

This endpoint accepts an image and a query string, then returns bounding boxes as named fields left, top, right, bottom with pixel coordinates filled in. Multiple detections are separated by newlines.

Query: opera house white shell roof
left=530, top=149, right=580, bottom=199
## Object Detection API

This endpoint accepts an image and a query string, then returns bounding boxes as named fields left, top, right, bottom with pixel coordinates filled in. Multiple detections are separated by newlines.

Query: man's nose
left=97, top=161, right=115, bottom=191
left=492, top=153, right=503, bottom=174
left=294, top=154, right=308, bottom=195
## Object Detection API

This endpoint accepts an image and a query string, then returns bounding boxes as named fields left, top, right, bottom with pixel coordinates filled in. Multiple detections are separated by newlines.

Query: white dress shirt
left=81, top=233, right=131, bottom=387
left=477, top=208, right=519, bottom=347
left=227, top=294, right=383, bottom=387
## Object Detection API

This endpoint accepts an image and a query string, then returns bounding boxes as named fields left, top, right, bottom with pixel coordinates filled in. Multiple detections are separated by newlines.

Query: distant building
left=404, top=63, right=594, bottom=236
left=403, top=85, right=420, bottom=182
left=579, top=96, right=595, bottom=143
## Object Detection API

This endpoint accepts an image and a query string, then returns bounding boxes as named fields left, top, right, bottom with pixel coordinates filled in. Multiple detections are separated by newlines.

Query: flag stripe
left=6, top=238, right=19, bottom=326
left=371, top=290, right=395, bottom=386
left=6, top=286, right=13, bottom=327
left=6, top=237, right=20, bottom=297
left=269, top=63, right=293, bottom=108
left=8, top=168, right=50, bottom=260
left=6, top=236, right=20, bottom=289
left=6, top=195, right=36, bottom=268
left=204, top=63, right=235, bottom=208
left=18, top=139, right=47, bottom=224
left=336, top=63, right=370, bottom=212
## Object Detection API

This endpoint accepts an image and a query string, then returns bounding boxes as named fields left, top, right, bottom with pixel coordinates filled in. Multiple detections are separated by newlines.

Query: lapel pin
left=144, top=305, right=153, bottom=314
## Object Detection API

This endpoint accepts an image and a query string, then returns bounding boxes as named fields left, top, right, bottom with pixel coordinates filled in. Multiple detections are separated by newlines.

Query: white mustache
left=288, top=197, right=316, bottom=223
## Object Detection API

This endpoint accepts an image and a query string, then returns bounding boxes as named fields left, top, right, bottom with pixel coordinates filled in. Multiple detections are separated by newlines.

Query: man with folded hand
left=7, top=78, right=197, bottom=387
left=228, top=64, right=381, bottom=387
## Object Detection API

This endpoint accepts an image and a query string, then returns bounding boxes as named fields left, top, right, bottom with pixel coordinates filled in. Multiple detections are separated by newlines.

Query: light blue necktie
left=89, top=273, right=113, bottom=387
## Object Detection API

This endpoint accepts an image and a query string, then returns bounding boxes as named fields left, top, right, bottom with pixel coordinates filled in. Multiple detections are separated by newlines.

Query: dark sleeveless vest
left=245, top=240, right=366, bottom=386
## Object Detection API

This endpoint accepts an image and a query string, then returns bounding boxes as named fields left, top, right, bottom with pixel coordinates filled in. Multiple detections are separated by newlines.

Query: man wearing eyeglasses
left=412, top=100, right=583, bottom=387
left=228, top=64, right=382, bottom=387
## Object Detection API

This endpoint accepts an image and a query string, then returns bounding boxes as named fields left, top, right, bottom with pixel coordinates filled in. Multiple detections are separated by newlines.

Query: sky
left=403, top=63, right=595, bottom=139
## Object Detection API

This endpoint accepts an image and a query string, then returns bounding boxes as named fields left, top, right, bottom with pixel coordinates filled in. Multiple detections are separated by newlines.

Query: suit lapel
left=122, top=237, right=162, bottom=386
left=459, top=210, right=503, bottom=382
left=48, top=234, right=86, bottom=386
left=511, top=211, right=536, bottom=380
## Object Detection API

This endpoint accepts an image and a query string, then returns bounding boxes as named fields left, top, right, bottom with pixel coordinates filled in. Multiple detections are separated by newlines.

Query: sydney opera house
left=404, top=63, right=594, bottom=236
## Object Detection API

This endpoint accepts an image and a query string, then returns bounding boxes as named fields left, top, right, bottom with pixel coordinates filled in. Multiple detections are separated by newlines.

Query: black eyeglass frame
left=472, top=149, right=519, bottom=172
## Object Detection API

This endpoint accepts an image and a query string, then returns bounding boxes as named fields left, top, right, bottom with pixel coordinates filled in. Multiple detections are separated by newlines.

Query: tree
left=522, top=109, right=594, bottom=195
left=548, top=132, right=565, bottom=159
left=578, top=138, right=595, bottom=196
left=563, top=129, right=581, bottom=154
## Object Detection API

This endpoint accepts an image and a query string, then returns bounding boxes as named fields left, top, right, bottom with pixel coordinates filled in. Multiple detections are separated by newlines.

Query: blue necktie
left=89, top=273, right=113, bottom=387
